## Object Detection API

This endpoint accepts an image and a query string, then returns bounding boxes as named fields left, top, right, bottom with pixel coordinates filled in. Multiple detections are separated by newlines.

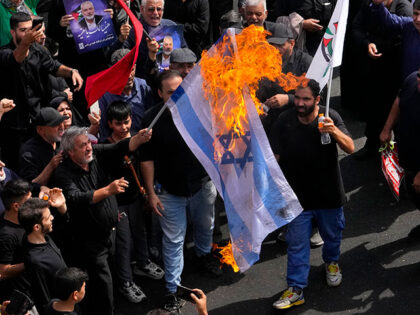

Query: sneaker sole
left=133, top=269, right=164, bottom=280
left=273, top=298, right=305, bottom=310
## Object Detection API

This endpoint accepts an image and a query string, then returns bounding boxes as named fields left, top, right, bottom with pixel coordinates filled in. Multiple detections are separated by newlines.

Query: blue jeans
left=286, top=208, right=345, bottom=289
left=158, top=181, right=217, bottom=293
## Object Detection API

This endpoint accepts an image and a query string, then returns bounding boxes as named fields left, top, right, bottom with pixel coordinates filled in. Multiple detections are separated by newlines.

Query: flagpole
left=324, top=61, right=334, bottom=118
left=147, top=103, right=168, bottom=132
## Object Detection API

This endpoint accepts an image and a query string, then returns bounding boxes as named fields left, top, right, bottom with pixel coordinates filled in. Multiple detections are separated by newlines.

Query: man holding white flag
left=306, top=0, right=349, bottom=91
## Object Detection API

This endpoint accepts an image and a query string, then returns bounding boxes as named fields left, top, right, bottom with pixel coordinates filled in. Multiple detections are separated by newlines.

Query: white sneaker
left=273, top=287, right=304, bottom=310
left=132, top=260, right=165, bottom=280
left=325, top=262, right=342, bottom=287
left=119, top=281, right=146, bottom=303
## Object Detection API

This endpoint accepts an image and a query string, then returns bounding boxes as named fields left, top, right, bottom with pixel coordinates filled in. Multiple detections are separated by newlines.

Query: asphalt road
left=115, top=76, right=420, bottom=315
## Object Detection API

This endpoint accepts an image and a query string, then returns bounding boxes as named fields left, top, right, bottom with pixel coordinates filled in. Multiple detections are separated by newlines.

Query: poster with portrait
left=149, top=25, right=184, bottom=56
left=64, top=0, right=117, bottom=54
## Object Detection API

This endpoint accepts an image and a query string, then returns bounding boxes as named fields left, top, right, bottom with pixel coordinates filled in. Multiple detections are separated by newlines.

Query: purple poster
left=64, top=0, right=117, bottom=54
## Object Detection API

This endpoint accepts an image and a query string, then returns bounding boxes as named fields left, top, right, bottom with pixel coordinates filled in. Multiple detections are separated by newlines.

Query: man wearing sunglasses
left=380, top=69, right=420, bottom=238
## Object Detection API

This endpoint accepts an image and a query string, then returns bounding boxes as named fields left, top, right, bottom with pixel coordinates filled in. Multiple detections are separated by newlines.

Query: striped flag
left=306, top=0, right=349, bottom=89
left=166, top=31, right=303, bottom=272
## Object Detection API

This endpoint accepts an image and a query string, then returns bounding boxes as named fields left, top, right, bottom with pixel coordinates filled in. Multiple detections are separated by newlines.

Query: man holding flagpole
left=271, top=79, right=354, bottom=310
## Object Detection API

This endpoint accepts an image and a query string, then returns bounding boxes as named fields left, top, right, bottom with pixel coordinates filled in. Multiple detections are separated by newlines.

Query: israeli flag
left=166, top=32, right=303, bottom=272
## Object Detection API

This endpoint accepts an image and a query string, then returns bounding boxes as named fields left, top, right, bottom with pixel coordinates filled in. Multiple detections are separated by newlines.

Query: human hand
left=64, top=88, right=73, bottom=102
left=39, top=185, right=50, bottom=199
left=59, top=14, right=74, bottom=27
left=146, top=37, right=159, bottom=60
left=137, top=128, right=152, bottom=144
left=48, top=188, right=66, bottom=208
left=48, top=151, right=64, bottom=169
left=119, top=23, right=131, bottom=42
left=147, top=194, right=164, bottom=216
left=88, top=110, right=101, bottom=127
left=71, top=70, right=83, bottom=92
left=413, top=171, right=420, bottom=193
left=379, top=128, right=392, bottom=144
left=303, top=18, right=323, bottom=32
left=264, top=94, right=289, bottom=108
left=108, top=177, right=129, bottom=195
left=318, top=116, right=336, bottom=135
left=191, top=289, right=208, bottom=315
left=21, top=23, right=44, bottom=46
left=368, top=43, right=382, bottom=59
left=104, top=8, right=114, bottom=19
left=0, top=98, right=15, bottom=114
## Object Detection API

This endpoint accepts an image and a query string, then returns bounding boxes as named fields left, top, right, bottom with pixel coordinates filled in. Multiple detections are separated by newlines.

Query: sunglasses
left=147, top=6, right=163, bottom=12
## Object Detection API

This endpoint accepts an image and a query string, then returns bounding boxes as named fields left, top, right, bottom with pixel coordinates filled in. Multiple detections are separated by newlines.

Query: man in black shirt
left=19, top=107, right=69, bottom=186
left=0, top=180, right=32, bottom=301
left=0, top=12, right=83, bottom=170
left=270, top=80, right=354, bottom=310
left=140, top=70, right=219, bottom=313
left=53, top=125, right=151, bottom=315
left=18, top=196, right=67, bottom=314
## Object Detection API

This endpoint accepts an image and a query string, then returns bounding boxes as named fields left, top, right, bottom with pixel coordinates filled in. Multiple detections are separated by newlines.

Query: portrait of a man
left=78, top=1, right=103, bottom=31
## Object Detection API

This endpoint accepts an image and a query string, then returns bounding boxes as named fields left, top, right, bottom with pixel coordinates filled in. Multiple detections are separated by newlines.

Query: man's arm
left=91, top=177, right=128, bottom=204
left=128, top=128, right=152, bottom=152
left=370, top=0, right=412, bottom=33
left=380, top=96, right=400, bottom=144
left=140, top=161, right=164, bottom=216
left=319, top=117, right=355, bottom=154
left=55, top=66, right=83, bottom=91
left=29, top=152, right=64, bottom=186
left=0, top=263, right=24, bottom=280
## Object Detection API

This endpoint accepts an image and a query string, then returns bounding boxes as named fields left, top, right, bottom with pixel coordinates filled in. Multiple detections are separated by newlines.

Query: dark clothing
left=0, top=217, right=31, bottom=300
left=164, top=0, right=210, bottom=58
left=270, top=106, right=350, bottom=210
left=139, top=102, right=209, bottom=197
left=295, top=0, right=337, bottom=56
left=78, top=15, right=103, bottom=30
left=44, top=300, right=78, bottom=315
left=282, top=48, right=313, bottom=76
left=53, top=139, right=132, bottom=240
left=352, top=0, right=412, bottom=148
left=24, top=235, right=67, bottom=314
left=0, top=41, right=62, bottom=131
left=397, top=71, right=420, bottom=173
left=369, top=2, right=420, bottom=80
left=275, top=0, right=305, bottom=17
left=0, top=167, right=20, bottom=214
left=19, top=134, right=57, bottom=182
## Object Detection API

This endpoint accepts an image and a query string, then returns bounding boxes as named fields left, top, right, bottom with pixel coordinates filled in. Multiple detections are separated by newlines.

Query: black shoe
left=409, top=225, right=420, bottom=239
left=197, top=253, right=223, bottom=277
left=163, top=294, right=185, bottom=313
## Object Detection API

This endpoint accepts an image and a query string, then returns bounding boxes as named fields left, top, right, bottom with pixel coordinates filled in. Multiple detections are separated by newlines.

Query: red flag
left=84, top=0, right=143, bottom=107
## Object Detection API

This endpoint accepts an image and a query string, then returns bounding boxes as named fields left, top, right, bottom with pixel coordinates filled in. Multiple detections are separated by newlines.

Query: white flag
left=306, top=0, right=349, bottom=89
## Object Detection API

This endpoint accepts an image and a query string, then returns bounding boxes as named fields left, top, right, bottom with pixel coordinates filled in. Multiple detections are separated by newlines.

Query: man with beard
left=19, top=196, right=67, bottom=314
left=270, top=80, right=354, bottom=310
left=157, top=35, right=173, bottom=71
left=19, top=108, right=69, bottom=186
left=99, top=49, right=154, bottom=140
left=78, top=1, right=103, bottom=31
left=0, top=13, right=83, bottom=171
left=53, top=125, right=151, bottom=315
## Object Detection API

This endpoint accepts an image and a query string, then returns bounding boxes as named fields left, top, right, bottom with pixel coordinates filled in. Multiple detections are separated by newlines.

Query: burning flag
left=166, top=26, right=304, bottom=272
left=306, top=0, right=349, bottom=89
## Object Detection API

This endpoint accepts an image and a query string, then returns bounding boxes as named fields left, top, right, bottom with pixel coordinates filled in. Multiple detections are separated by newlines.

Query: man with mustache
left=270, top=79, right=354, bottom=310
left=78, top=1, right=104, bottom=31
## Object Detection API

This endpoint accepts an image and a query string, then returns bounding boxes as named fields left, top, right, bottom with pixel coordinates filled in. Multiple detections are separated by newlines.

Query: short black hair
left=296, top=79, right=321, bottom=98
left=106, top=101, right=132, bottom=122
left=157, top=70, right=182, bottom=91
left=10, top=12, right=32, bottom=30
left=18, top=198, right=49, bottom=234
left=54, top=267, right=89, bottom=300
left=414, top=0, right=420, bottom=10
left=220, top=10, right=243, bottom=31
left=0, top=179, right=32, bottom=211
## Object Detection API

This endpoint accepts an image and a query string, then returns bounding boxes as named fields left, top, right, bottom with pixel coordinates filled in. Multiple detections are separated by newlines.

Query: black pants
left=405, top=170, right=420, bottom=209
left=76, top=236, right=114, bottom=315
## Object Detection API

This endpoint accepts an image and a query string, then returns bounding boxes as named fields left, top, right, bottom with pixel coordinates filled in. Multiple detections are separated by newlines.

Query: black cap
left=267, top=23, right=294, bottom=45
left=34, top=107, right=69, bottom=127
left=170, top=48, right=197, bottom=63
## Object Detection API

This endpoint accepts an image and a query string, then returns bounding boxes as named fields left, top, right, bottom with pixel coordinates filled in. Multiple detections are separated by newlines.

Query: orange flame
left=200, top=25, right=308, bottom=161
left=213, top=241, right=239, bottom=272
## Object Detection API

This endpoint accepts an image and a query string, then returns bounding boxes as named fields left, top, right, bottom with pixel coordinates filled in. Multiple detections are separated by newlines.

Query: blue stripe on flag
left=249, top=122, right=289, bottom=227
left=171, top=86, right=216, bottom=167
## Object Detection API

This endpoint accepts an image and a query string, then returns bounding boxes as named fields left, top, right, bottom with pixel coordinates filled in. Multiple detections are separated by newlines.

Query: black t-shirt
left=0, top=216, right=31, bottom=300
left=270, top=105, right=350, bottom=210
left=397, top=71, right=420, bottom=173
left=44, top=300, right=78, bottom=315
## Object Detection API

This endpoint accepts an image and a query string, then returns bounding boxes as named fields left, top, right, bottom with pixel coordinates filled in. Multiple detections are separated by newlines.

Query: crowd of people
left=0, top=0, right=419, bottom=314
